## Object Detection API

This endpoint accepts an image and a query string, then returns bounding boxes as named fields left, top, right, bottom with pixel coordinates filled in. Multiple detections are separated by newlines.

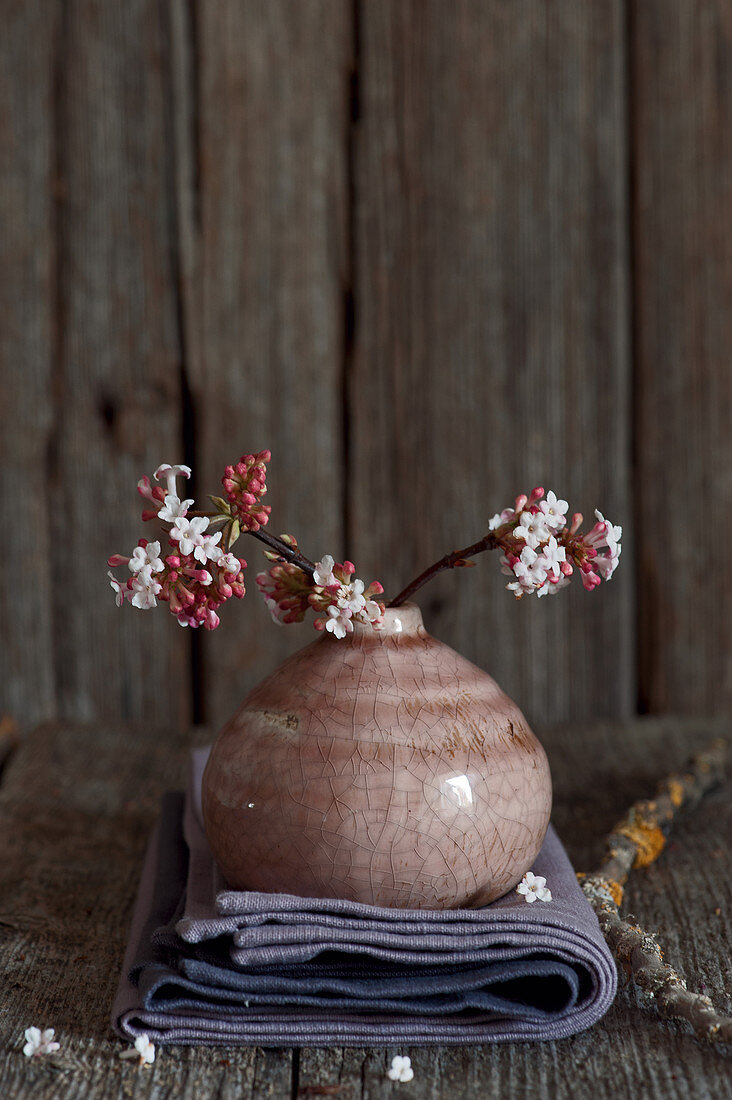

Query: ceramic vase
left=202, top=603, right=551, bottom=908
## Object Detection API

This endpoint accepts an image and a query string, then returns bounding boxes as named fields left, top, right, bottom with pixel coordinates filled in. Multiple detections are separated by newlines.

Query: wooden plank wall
left=1, top=1, right=729, bottom=734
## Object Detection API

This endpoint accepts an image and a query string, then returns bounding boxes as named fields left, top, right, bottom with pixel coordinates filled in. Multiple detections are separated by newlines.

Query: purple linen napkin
left=112, top=749, right=616, bottom=1047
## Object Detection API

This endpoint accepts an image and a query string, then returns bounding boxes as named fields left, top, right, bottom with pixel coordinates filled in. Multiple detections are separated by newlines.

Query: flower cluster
left=222, top=451, right=271, bottom=532
left=109, top=464, right=246, bottom=630
left=490, top=488, right=621, bottom=599
left=257, top=553, right=385, bottom=638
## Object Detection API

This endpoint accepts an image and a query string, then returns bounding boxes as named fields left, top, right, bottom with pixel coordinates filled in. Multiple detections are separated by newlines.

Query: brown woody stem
left=247, top=528, right=316, bottom=578
left=579, top=738, right=731, bottom=1047
left=388, top=533, right=499, bottom=608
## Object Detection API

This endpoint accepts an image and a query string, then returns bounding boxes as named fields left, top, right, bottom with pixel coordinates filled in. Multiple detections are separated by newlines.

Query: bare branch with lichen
left=579, top=738, right=731, bottom=1047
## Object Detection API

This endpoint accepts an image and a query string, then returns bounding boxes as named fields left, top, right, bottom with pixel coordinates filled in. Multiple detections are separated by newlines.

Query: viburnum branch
left=110, top=465, right=622, bottom=636
left=578, top=739, right=731, bottom=1047
left=389, top=534, right=498, bottom=608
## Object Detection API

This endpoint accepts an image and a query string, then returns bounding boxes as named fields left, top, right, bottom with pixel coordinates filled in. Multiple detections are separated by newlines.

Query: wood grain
left=0, top=2, right=57, bottom=728
left=47, top=0, right=190, bottom=725
left=180, top=0, right=352, bottom=730
left=632, top=2, right=732, bottom=714
left=0, top=718, right=728, bottom=1098
left=351, top=0, right=634, bottom=730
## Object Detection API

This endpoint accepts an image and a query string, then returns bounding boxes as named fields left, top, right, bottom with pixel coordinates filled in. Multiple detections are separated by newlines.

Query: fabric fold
left=112, top=748, right=616, bottom=1046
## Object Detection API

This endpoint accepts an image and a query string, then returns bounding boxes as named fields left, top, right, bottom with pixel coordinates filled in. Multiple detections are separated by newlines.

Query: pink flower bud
left=107, top=554, right=128, bottom=567
left=166, top=555, right=181, bottom=568
left=560, top=561, right=573, bottom=576
left=514, top=493, right=528, bottom=514
left=529, top=486, right=544, bottom=502
left=570, top=512, right=583, bottom=534
left=141, top=509, right=157, bottom=522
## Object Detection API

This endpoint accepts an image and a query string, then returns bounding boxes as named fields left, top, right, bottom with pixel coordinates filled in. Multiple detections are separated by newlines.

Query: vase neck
left=351, top=602, right=423, bottom=638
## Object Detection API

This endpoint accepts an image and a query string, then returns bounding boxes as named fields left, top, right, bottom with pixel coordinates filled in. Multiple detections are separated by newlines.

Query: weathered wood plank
left=0, top=1, right=56, bottom=728
left=0, top=721, right=293, bottom=1098
left=632, top=2, right=732, bottom=714
left=46, top=0, right=190, bottom=726
left=183, top=1, right=352, bottom=729
left=0, top=718, right=728, bottom=1098
left=351, top=1, right=633, bottom=729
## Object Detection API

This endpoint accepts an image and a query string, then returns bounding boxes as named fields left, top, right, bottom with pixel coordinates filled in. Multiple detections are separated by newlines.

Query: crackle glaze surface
left=202, top=605, right=552, bottom=908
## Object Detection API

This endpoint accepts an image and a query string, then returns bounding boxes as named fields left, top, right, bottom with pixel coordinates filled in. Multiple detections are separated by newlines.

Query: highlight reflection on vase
left=202, top=603, right=552, bottom=909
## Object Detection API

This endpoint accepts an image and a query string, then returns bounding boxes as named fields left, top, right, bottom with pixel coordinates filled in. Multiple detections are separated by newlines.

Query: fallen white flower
left=516, top=870, right=552, bottom=903
left=119, top=1034, right=156, bottom=1066
left=23, top=1027, right=60, bottom=1058
left=388, top=1054, right=414, bottom=1082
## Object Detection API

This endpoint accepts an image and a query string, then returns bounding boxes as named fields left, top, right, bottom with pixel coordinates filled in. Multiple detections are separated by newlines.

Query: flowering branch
left=108, top=459, right=621, bottom=638
left=391, top=487, right=622, bottom=607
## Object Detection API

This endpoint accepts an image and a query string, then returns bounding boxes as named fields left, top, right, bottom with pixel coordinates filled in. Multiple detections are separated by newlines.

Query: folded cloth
left=112, top=749, right=616, bottom=1046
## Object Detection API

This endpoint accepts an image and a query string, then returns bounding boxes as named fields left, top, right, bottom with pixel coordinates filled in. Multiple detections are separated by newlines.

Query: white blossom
left=595, top=543, right=622, bottom=580
left=488, top=507, right=515, bottom=531
left=129, top=541, right=164, bottom=575
left=158, top=494, right=194, bottom=523
left=154, top=463, right=192, bottom=498
left=130, top=567, right=162, bottom=610
left=587, top=510, right=622, bottom=581
left=313, top=554, right=336, bottom=587
left=119, top=1034, right=156, bottom=1066
left=594, top=509, right=622, bottom=549
left=538, top=490, right=569, bottom=529
left=336, top=577, right=366, bottom=615
left=108, top=571, right=127, bottom=607
left=510, top=545, right=548, bottom=596
left=325, top=604, right=353, bottom=639
left=516, top=870, right=552, bottom=903
left=514, top=511, right=553, bottom=549
left=388, top=1055, right=414, bottom=1082
left=23, top=1027, right=60, bottom=1058
left=536, top=574, right=571, bottom=598
left=356, top=599, right=384, bottom=626
left=535, top=535, right=566, bottom=579
left=170, top=516, right=221, bottom=564
left=217, top=552, right=241, bottom=574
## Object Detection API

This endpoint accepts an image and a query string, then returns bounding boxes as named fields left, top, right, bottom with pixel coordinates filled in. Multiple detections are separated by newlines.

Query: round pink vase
left=202, top=604, right=551, bottom=909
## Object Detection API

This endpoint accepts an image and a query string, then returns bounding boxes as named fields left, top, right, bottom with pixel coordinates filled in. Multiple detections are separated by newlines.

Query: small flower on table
left=388, top=1054, right=414, bottom=1082
left=517, top=870, right=552, bottom=903
left=22, top=1027, right=60, bottom=1058
left=119, top=1034, right=156, bottom=1066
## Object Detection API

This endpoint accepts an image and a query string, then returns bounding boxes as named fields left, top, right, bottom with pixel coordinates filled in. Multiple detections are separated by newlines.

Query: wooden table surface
left=0, top=717, right=729, bottom=1099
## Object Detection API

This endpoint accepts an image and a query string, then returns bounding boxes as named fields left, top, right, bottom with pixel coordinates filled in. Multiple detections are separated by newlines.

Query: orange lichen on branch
left=579, top=737, right=731, bottom=1048
left=666, top=778, right=685, bottom=808
left=615, top=814, right=668, bottom=868
left=576, top=872, right=625, bottom=908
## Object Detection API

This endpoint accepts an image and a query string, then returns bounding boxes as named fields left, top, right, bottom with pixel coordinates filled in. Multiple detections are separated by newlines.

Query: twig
left=389, top=533, right=498, bottom=608
left=579, top=738, right=731, bottom=1047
